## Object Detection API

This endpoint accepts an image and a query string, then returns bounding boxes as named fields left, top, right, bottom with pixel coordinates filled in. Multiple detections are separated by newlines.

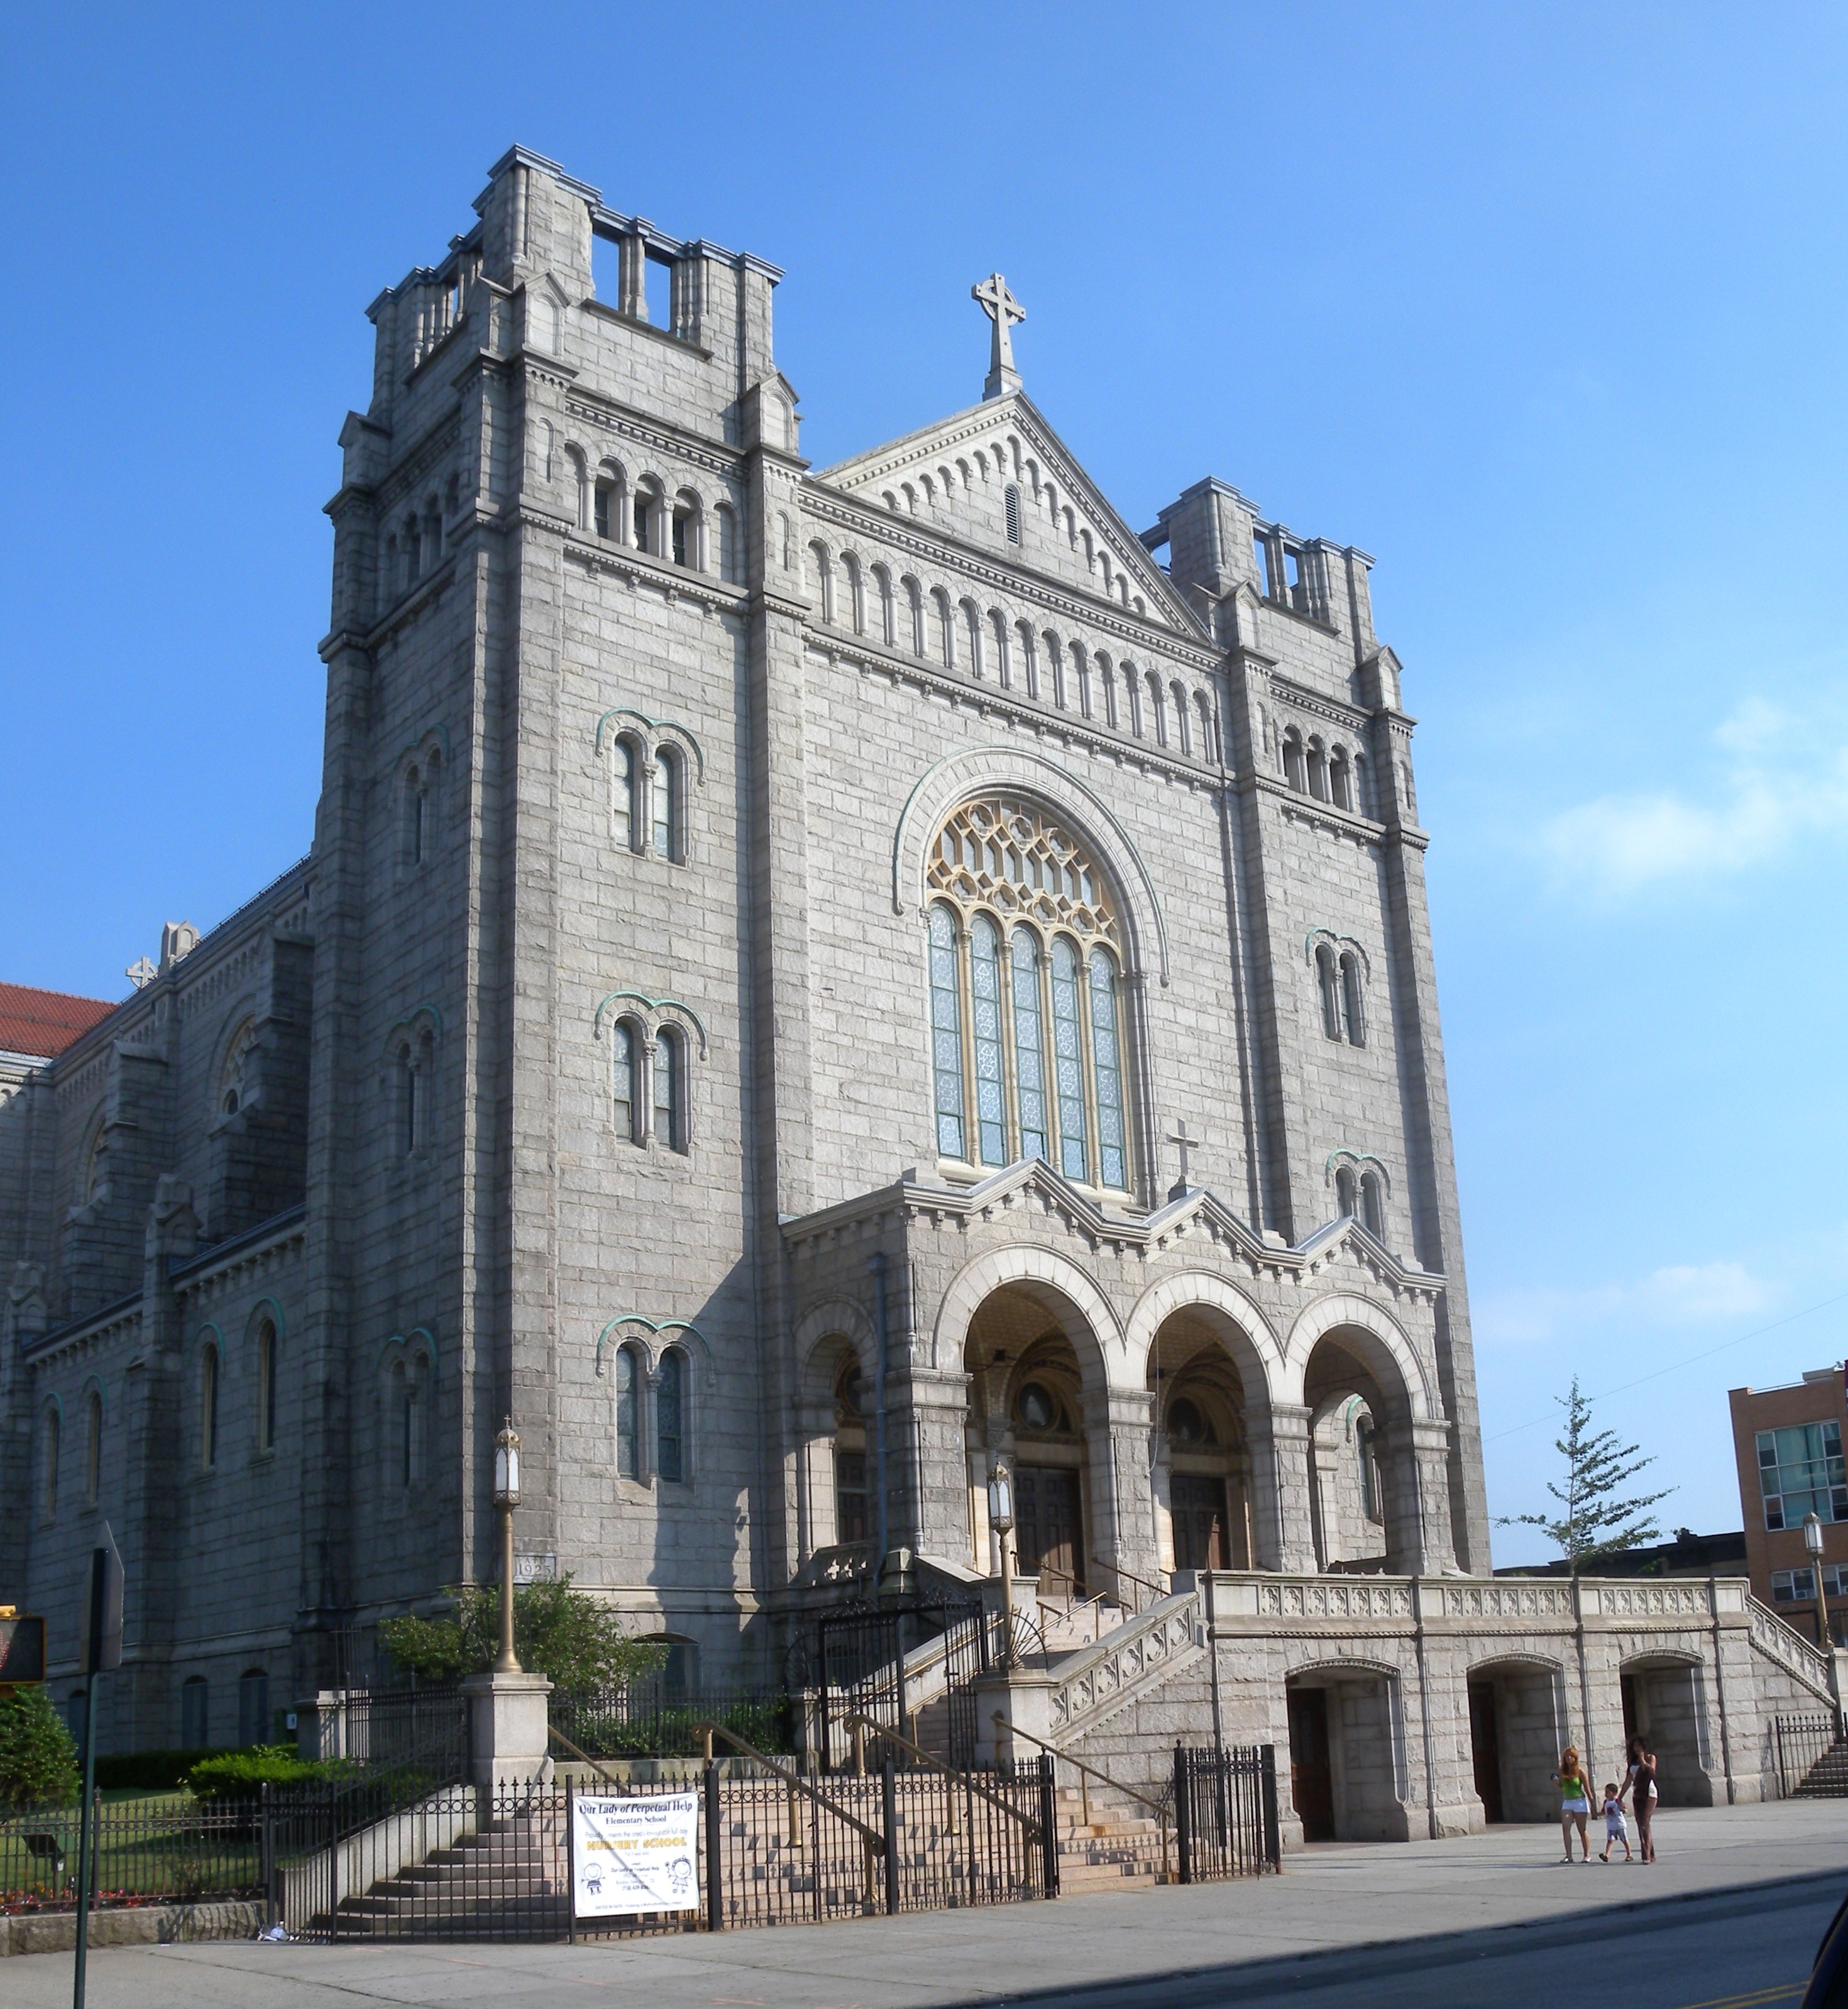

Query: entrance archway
left=1301, top=1327, right=1420, bottom=1573
left=963, top=1280, right=1113, bottom=1599
left=1465, top=1656, right=1567, bottom=1822
left=1284, top=1663, right=1410, bottom=1842
left=1621, top=1656, right=1716, bottom=1807
left=1147, top=1310, right=1262, bottom=1574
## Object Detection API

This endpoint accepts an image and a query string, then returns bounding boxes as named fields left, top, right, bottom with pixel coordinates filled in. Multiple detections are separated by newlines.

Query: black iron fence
left=550, top=1684, right=798, bottom=1761
left=257, top=1753, right=1055, bottom=1940
left=314, top=1685, right=469, bottom=1780
left=1173, top=1745, right=1281, bottom=1882
left=1, top=1794, right=263, bottom=1915
left=1774, top=1712, right=1848, bottom=1797
left=815, top=1597, right=989, bottom=1771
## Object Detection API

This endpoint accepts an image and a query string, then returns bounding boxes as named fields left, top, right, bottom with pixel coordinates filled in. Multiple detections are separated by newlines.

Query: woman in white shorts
left=1554, top=1745, right=1595, bottom=1862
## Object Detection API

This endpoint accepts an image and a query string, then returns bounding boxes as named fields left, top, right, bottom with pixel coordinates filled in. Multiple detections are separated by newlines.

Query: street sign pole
left=72, top=1522, right=123, bottom=2009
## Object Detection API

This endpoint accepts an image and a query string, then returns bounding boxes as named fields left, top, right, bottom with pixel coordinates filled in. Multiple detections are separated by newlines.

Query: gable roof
left=815, top=392, right=1204, bottom=639
left=0, top=981, right=118, bottom=1062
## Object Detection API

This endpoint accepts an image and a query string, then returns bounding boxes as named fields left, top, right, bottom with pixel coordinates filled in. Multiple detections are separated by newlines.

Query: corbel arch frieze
left=891, top=745, right=1171, bottom=986
left=1279, top=1291, right=1435, bottom=1421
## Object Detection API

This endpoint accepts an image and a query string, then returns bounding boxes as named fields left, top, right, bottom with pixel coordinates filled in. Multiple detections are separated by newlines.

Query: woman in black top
left=1622, top=1736, right=1658, bottom=1863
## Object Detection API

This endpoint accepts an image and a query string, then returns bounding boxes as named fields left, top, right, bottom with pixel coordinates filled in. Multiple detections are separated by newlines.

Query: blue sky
left=4, top=4, right=1845, bottom=1563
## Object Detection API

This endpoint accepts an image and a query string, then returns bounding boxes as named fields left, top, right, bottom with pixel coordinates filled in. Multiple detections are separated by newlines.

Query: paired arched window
left=610, top=1016, right=691, bottom=1152
left=608, top=734, right=687, bottom=862
left=613, top=1342, right=689, bottom=1483
left=924, top=798, right=1131, bottom=1191
left=1334, top=1164, right=1387, bottom=1240
left=1314, top=944, right=1366, bottom=1047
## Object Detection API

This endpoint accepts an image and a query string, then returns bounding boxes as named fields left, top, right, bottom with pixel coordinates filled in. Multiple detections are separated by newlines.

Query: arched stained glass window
left=923, top=799, right=1135, bottom=1192
left=928, top=905, right=966, bottom=1160
left=202, top=1344, right=219, bottom=1470
left=612, top=739, right=635, bottom=850
left=613, top=1020, right=639, bottom=1141
left=970, top=916, right=1006, bottom=1166
left=258, top=1321, right=278, bottom=1453
left=1011, top=928, right=1049, bottom=1164
left=657, top=1350, right=685, bottom=1483
left=653, top=748, right=679, bottom=860
left=616, top=1346, right=640, bottom=1478
left=1050, top=938, right=1087, bottom=1180
left=1089, top=950, right=1126, bottom=1191
left=654, top=1028, right=685, bottom=1152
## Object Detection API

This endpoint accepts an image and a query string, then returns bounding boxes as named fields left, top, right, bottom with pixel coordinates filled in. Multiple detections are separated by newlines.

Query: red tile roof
left=0, top=982, right=118, bottom=1062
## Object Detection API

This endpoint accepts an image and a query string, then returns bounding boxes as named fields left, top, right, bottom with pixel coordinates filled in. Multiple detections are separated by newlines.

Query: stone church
left=2, top=146, right=1827, bottom=1839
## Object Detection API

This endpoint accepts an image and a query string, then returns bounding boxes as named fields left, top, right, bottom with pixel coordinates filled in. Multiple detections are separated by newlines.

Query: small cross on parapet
left=1167, top=1119, right=1201, bottom=1202
left=972, top=272, right=1025, bottom=401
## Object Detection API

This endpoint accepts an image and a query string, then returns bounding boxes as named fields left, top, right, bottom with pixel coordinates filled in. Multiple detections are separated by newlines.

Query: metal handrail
left=841, top=1712, right=1043, bottom=1841
left=546, top=1720, right=629, bottom=1790
left=992, top=1711, right=1172, bottom=1880
left=1089, top=1555, right=1166, bottom=1614
left=690, top=1719, right=883, bottom=1848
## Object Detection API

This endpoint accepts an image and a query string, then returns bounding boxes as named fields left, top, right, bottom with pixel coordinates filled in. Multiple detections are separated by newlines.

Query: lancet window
left=923, top=797, right=1132, bottom=1192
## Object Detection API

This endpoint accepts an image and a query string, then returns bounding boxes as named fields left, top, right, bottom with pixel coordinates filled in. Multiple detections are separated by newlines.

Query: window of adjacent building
left=1773, top=1566, right=1819, bottom=1603
left=656, top=1350, right=685, bottom=1483
left=1758, top=1422, right=1847, bottom=1529
left=924, top=798, right=1131, bottom=1191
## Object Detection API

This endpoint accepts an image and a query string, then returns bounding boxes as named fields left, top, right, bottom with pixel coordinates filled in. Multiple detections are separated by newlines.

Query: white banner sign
left=571, top=1791, right=700, bottom=1918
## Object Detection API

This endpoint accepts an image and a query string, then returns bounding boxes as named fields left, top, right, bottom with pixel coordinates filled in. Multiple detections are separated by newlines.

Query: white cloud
left=1477, top=1258, right=1775, bottom=1349
left=1538, top=700, right=1848, bottom=899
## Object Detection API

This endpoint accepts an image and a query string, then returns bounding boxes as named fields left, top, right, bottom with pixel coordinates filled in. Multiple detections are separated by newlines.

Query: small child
left=1599, top=1783, right=1632, bottom=1863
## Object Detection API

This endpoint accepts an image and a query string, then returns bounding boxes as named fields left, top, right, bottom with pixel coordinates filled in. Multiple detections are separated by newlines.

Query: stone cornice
left=172, top=1205, right=307, bottom=1307
left=561, top=385, right=743, bottom=485
left=564, top=535, right=750, bottom=618
left=781, top=1160, right=1445, bottom=1302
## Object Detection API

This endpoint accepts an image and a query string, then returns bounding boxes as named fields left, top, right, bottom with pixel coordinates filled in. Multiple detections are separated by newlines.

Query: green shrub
left=0, top=1685, right=80, bottom=1807
left=380, top=1575, right=669, bottom=1692
left=185, top=1745, right=349, bottom=1800
left=95, top=1748, right=229, bottom=1792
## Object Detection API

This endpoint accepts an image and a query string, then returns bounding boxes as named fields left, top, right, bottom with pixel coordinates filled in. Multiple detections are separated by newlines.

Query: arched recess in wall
left=1121, top=1269, right=1285, bottom=1414
left=930, top=1241, right=1125, bottom=1385
left=1278, top=1291, right=1436, bottom=1422
left=890, top=746, right=1171, bottom=988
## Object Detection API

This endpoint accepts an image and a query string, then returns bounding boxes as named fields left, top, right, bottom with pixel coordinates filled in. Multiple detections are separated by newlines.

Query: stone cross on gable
left=1167, top=1119, right=1201, bottom=1201
left=972, top=272, right=1025, bottom=401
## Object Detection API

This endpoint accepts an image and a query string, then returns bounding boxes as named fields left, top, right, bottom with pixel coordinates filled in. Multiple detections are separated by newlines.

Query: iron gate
left=815, top=1596, right=988, bottom=1770
left=1173, top=1744, right=1282, bottom=1881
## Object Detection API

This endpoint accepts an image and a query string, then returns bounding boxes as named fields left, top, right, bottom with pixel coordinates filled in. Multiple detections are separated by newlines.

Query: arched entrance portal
left=963, top=1281, right=1114, bottom=1600
left=1147, top=1311, right=1260, bottom=1574
left=1302, top=1326, right=1423, bottom=1574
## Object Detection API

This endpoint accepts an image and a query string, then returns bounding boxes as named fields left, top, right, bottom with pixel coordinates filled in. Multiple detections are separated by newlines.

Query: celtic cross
left=972, top=272, right=1025, bottom=400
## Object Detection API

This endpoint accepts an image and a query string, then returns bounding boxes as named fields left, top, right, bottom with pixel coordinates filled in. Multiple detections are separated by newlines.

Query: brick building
left=1730, top=1367, right=1848, bottom=1645
left=2, top=148, right=1834, bottom=1836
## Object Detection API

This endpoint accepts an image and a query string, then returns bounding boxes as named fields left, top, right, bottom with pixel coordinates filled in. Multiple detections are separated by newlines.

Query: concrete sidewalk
left=9, top=1799, right=1848, bottom=2008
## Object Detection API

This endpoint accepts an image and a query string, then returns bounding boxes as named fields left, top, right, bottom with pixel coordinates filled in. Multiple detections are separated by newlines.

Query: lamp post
left=493, top=1418, right=522, bottom=1675
left=1806, top=1510, right=1832, bottom=1651
left=988, top=1459, right=1016, bottom=1671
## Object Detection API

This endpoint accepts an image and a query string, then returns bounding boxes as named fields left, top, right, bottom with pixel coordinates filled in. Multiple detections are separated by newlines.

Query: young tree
left=378, top=1574, right=668, bottom=1694
left=0, top=1685, right=79, bottom=1807
left=1499, top=1379, right=1675, bottom=1572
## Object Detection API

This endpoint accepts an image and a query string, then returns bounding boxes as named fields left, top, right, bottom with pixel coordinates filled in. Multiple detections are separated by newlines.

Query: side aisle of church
left=1, top=147, right=1829, bottom=1835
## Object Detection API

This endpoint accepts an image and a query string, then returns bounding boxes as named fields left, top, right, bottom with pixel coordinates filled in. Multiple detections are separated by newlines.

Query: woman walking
left=1622, top=1735, right=1658, bottom=1863
left=1554, top=1745, right=1595, bottom=1863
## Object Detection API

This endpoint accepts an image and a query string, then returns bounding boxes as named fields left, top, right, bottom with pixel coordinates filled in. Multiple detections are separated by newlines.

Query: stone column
left=1409, top=1418, right=1458, bottom=1577
left=461, top=1670, right=554, bottom=1790
left=1247, top=1403, right=1316, bottom=1572
left=1085, top=1385, right=1158, bottom=1592
left=888, top=1363, right=974, bottom=1565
